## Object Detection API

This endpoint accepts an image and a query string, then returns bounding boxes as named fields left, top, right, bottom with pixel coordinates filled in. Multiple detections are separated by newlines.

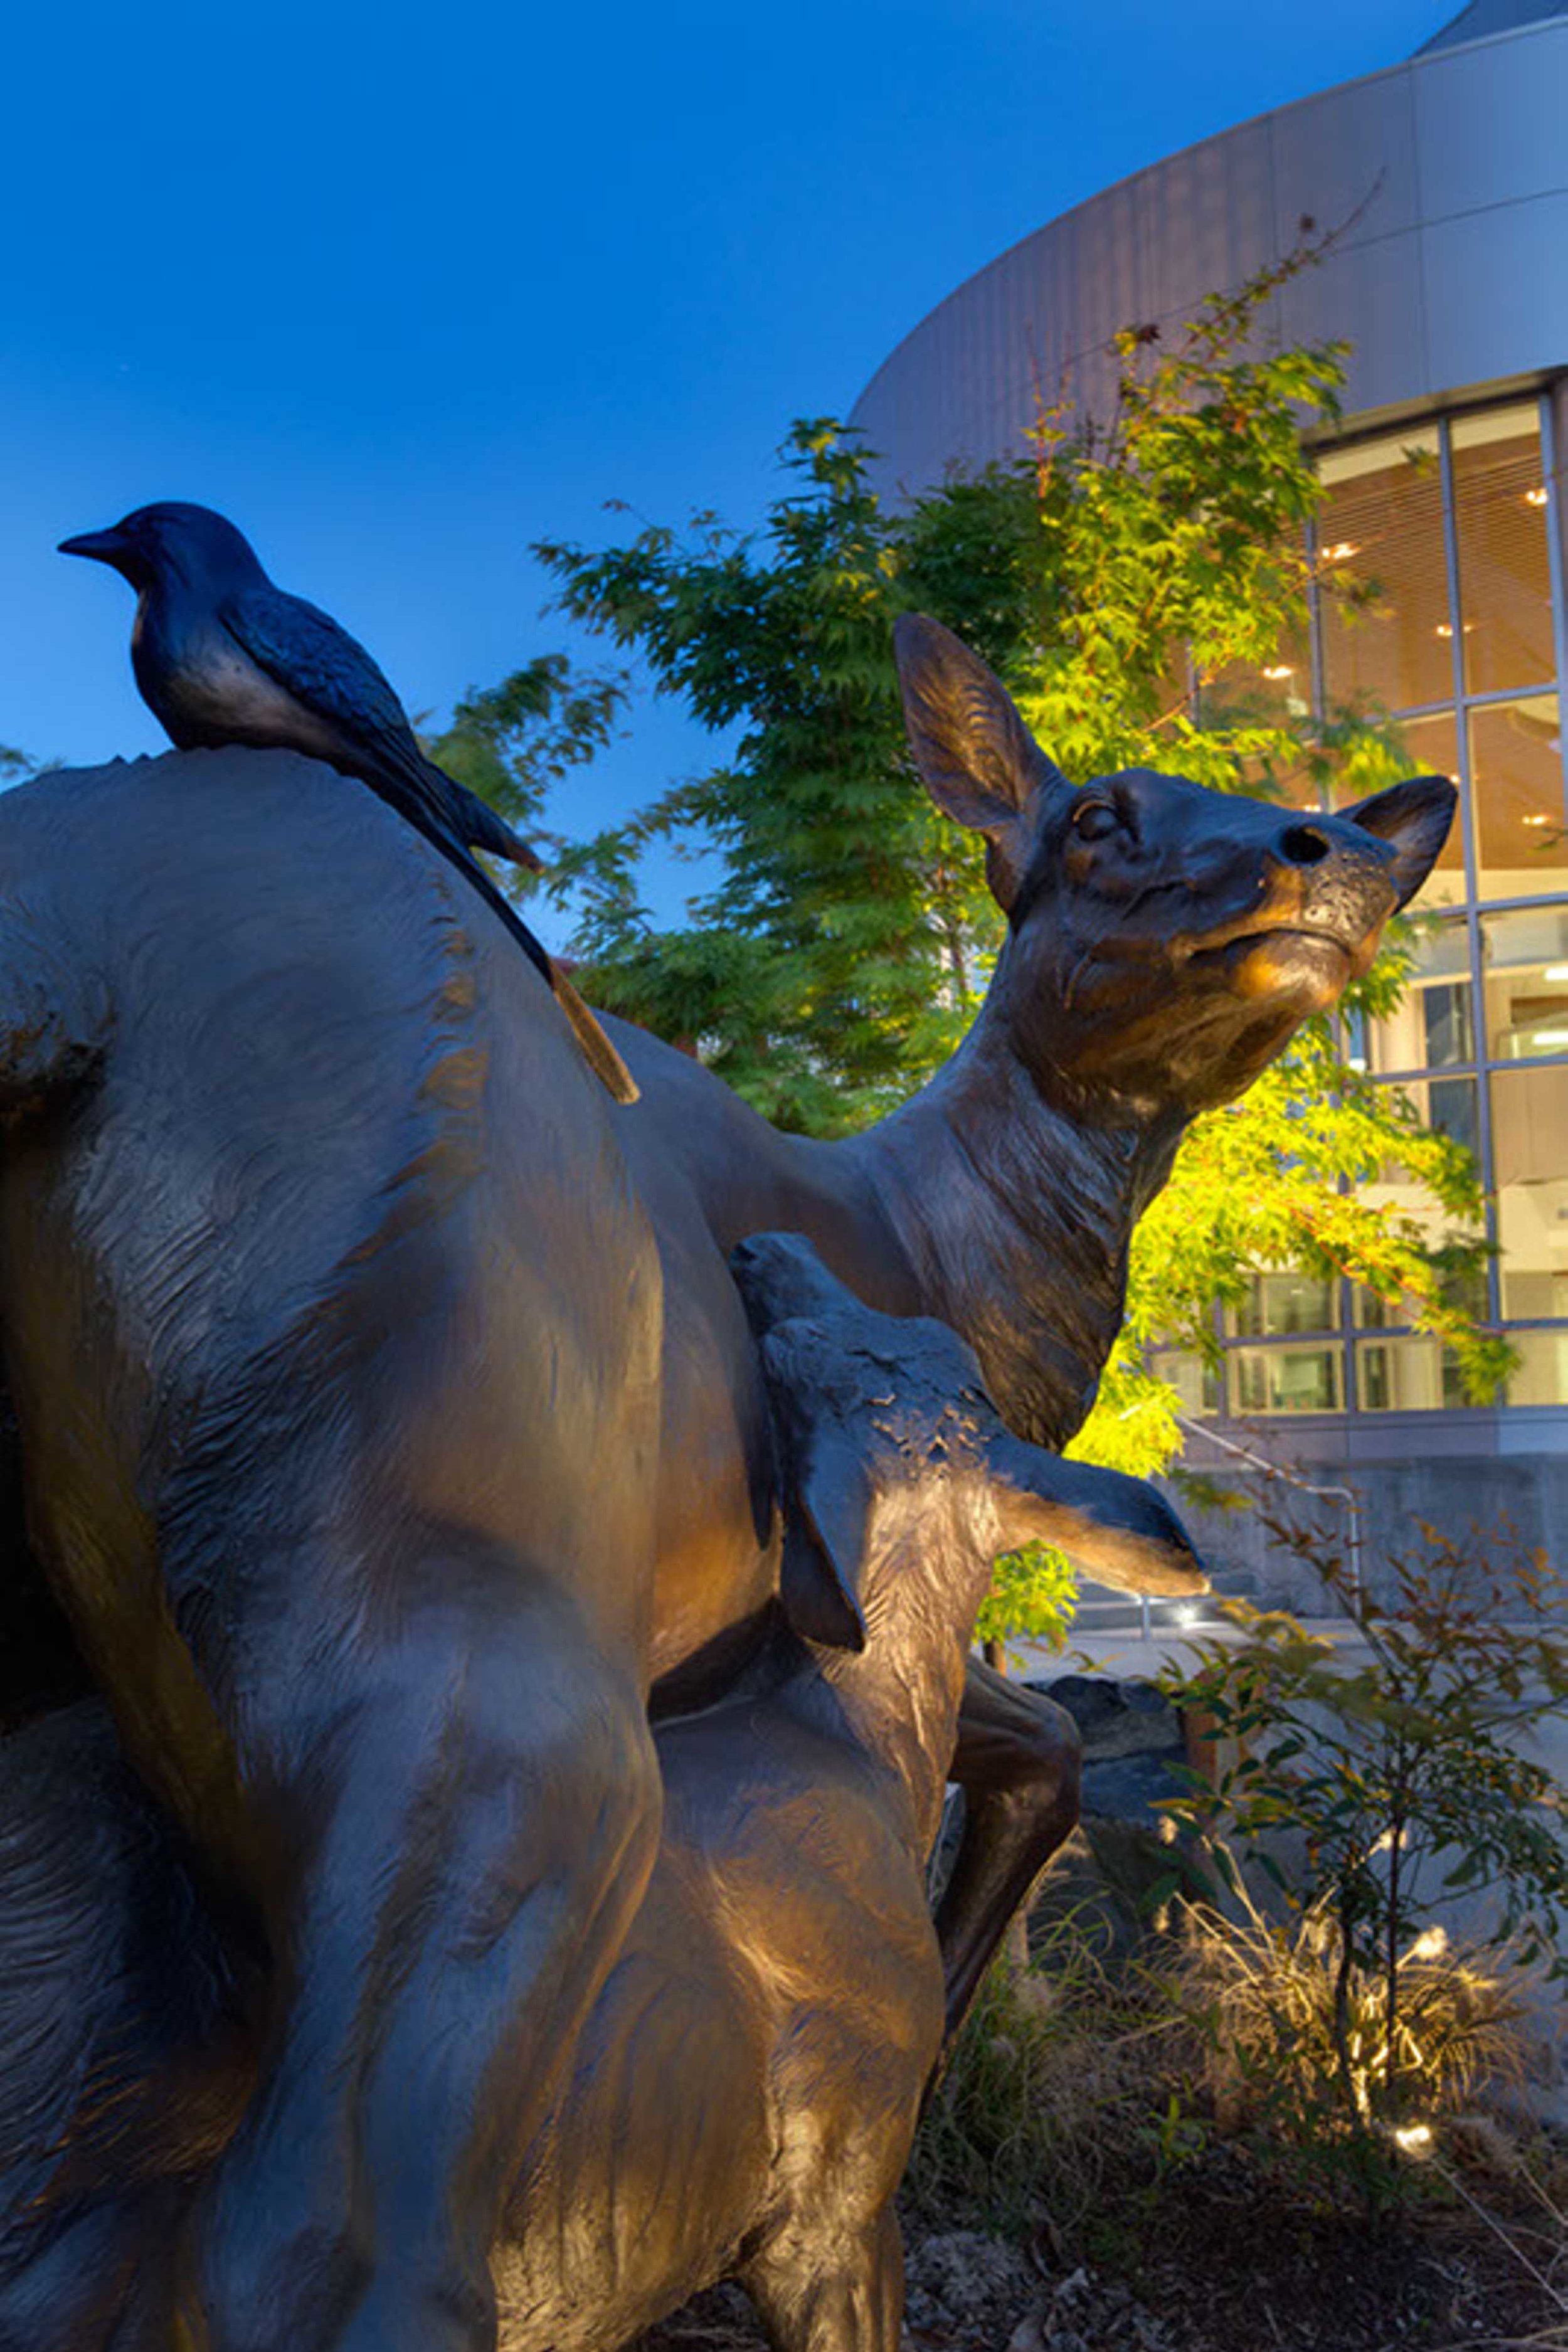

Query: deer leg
left=0, top=1699, right=250, bottom=2352
left=745, top=2203, right=903, bottom=2352
left=935, top=1658, right=1081, bottom=2052
left=188, top=1546, right=661, bottom=2352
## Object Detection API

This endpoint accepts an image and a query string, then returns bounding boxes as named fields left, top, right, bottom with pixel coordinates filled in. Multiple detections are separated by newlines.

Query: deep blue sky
left=3, top=0, right=1444, bottom=938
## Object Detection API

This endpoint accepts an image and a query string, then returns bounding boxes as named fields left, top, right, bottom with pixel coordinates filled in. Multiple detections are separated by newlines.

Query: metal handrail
left=1174, top=1413, right=1364, bottom=1610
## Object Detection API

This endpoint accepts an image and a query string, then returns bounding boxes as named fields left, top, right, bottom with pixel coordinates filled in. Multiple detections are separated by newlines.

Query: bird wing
left=221, top=585, right=428, bottom=778
left=225, top=586, right=541, bottom=872
left=216, top=588, right=634, bottom=1101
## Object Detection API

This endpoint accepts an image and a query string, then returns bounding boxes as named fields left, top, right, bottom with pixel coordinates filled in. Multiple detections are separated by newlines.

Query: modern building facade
left=851, top=2, right=1568, bottom=1596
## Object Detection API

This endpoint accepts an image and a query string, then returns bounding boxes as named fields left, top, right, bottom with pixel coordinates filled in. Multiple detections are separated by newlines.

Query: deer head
left=894, top=615, right=1454, bottom=1120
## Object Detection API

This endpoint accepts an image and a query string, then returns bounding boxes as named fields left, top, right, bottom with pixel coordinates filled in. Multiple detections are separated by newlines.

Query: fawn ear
left=778, top=1422, right=874, bottom=1653
left=987, top=1438, right=1209, bottom=1597
left=893, top=613, right=1073, bottom=913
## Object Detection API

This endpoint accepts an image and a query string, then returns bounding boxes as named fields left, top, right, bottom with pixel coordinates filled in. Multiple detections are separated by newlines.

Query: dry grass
left=908, top=1909, right=1195, bottom=2243
left=1172, top=1885, right=1530, bottom=2144
left=910, top=1887, right=1542, bottom=2256
left=901, top=1904, right=1567, bottom=2351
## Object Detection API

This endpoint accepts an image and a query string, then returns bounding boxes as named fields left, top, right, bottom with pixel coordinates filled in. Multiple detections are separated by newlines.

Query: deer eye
left=1071, top=798, right=1121, bottom=842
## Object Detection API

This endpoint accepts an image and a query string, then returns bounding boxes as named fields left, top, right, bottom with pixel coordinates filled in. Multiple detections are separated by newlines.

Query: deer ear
left=893, top=613, right=1072, bottom=912
left=778, top=1421, right=873, bottom=1653
left=1339, top=774, right=1458, bottom=911
left=987, top=1438, right=1209, bottom=1597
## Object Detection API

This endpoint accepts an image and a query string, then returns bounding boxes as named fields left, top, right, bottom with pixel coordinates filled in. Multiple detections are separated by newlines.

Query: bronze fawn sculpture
left=0, top=618, right=1452, bottom=2346
left=0, top=1234, right=1204, bottom=2351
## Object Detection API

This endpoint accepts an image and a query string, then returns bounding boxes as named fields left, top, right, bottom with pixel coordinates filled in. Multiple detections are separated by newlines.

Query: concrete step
left=1068, top=1565, right=1259, bottom=1641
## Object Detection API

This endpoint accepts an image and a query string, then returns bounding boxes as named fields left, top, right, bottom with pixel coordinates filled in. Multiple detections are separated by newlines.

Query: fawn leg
left=936, top=1657, right=1081, bottom=2049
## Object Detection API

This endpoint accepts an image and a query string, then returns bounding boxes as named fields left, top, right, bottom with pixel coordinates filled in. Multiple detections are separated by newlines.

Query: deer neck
left=847, top=1017, right=1184, bottom=1451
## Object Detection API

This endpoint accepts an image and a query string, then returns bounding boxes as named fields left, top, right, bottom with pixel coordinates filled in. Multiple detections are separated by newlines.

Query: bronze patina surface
left=0, top=1236, right=1203, bottom=2348
left=0, top=618, right=1453, bottom=2348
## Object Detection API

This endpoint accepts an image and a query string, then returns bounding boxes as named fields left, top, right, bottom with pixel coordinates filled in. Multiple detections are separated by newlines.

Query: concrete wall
left=1172, top=1439, right=1568, bottom=1614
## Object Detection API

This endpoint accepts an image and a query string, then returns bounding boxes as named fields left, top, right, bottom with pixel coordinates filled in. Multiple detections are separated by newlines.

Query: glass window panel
left=1491, top=1064, right=1568, bottom=1320
left=1369, top=914, right=1473, bottom=1073
left=1429, top=1074, right=1481, bottom=1158
left=1239, top=753, right=1328, bottom=812
left=1202, top=625, right=1312, bottom=726
left=1482, top=905, right=1568, bottom=1060
left=1452, top=405, right=1555, bottom=696
left=1352, top=1259, right=1488, bottom=1330
left=1470, top=694, right=1568, bottom=901
left=1318, top=430, right=1451, bottom=712
left=1231, top=1345, right=1343, bottom=1414
left=1507, top=1328, right=1568, bottom=1406
left=1150, top=1349, right=1220, bottom=1417
left=1332, top=711, right=1464, bottom=913
left=1356, top=1337, right=1471, bottom=1411
left=1229, top=1271, right=1337, bottom=1337
left=1365, top=1075, right=1481, bottom=1227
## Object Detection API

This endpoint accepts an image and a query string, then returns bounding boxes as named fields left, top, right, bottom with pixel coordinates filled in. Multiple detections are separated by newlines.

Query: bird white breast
left=142, top=618, right=342, bottom=763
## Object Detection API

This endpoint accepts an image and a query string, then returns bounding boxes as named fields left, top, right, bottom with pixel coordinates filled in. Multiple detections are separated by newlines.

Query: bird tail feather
left=425, top=760, right=544, bottom=874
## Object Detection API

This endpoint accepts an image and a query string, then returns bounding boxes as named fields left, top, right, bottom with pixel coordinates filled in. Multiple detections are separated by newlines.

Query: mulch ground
left=630, top=2165, right=1567, bottom=2351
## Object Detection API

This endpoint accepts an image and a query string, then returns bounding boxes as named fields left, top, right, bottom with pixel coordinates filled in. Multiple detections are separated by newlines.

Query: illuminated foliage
left=1162, top=1521, right=1568, bottom=2168
left=426, top=654, right=630, bottom=853
left=482, top=252, right=1502, bottom=1635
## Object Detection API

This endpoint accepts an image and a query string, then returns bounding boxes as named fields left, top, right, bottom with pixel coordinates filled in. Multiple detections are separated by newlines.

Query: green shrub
left=1160, top=1517, right=1568, bottom=2178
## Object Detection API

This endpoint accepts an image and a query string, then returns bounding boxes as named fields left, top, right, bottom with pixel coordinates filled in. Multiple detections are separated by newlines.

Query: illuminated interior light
left=1321, top=541, right=1359, bottom=562
left=1543, top=963, right=1568, bottom=982
left=1522, top=812, right=1552, bottom=827
left=1261, top=665, right=1294, bottom=681
left=1435, top=623, right=1453, bottom=638
left=1529, top=1027, right=1568, bottom=1047
left=1527, top=487, right=1549, bottom=507
left=1393, top=2123, right=1434, bottom=2156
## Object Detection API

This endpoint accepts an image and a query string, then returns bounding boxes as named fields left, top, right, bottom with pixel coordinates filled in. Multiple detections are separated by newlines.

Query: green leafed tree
left=477, top=250, right=1505, bottom=1642
left=423, top=653, right=631, bottom=874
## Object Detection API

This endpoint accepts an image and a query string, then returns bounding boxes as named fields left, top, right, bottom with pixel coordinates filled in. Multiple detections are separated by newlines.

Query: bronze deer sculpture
left=0, top=618, right=1451, bottom=2346
left=598, top=615, right=1456, bottom=2034
left=0, top=1234, right=1205, bottom=2351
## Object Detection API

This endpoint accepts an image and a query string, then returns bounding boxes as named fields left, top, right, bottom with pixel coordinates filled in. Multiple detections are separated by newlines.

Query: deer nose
left=1279, top=822, right=1332, bottom=867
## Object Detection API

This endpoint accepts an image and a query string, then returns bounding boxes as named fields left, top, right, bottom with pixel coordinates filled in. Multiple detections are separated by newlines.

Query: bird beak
left=58, top=528, right=129, bottom=568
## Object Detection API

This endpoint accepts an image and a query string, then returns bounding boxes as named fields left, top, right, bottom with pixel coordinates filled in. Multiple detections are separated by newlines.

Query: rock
left=1079, top=1751, right=1188, bottom=1823
left=1020, top=1673, right=1214, bottom=1956
left=1033, top=1676, right=1184, bottom=1764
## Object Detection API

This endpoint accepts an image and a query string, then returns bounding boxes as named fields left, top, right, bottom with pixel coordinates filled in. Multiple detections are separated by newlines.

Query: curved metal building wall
left=852, top=12, right=1568, bottom=498
left=852, top=11, right=1568, bottom=1604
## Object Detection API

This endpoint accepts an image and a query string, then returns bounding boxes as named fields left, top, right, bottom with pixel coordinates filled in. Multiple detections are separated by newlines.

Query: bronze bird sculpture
left=59, top=501, right=637, bottom=1104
